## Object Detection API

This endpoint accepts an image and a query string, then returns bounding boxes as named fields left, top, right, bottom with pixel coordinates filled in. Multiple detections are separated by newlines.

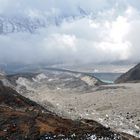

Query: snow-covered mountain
left=0, top=16, right=47, bottom=34
left=0, top=8, right=92, bottom=34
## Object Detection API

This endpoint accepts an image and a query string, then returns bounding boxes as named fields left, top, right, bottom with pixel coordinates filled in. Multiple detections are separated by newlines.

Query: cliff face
left=115, top=63, right=140, bottom=83
left=0, top=81, right=139, bottom=140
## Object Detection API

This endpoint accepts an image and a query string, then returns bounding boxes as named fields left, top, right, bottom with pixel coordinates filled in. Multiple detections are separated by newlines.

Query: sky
left=0, top=0, right=140, bottom=65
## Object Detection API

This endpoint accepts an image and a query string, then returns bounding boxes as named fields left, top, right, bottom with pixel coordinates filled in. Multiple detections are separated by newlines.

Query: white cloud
left=0, top=0, right=121, bottom=16
left=0, top=0, right=140, bottom=65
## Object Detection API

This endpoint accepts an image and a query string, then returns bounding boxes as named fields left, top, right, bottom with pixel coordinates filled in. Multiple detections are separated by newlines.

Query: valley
left=1, top=67, right=140, bottom=139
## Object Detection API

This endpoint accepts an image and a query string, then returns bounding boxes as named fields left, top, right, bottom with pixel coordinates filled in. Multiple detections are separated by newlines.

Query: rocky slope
left=3, top=69, right=140, bottom=138
left=0, top=78, right=138, bottom=140
left=6, top=69, right=103, bottom=93
left=115, top=63, right=140, bottom=83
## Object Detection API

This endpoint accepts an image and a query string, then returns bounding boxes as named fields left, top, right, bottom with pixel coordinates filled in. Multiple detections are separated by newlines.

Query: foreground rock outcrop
left=0, top=80, right=139, bottom=140
left=115, top=63, right=140, bottom=83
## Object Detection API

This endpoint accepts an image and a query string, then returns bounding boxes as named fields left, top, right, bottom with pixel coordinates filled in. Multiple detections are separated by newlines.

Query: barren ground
left=23, top=83, right=140, bottom=138
left=6, top=71, right=140, bottom=138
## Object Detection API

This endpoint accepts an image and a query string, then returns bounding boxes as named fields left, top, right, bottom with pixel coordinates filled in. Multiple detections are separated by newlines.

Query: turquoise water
left=100, top=79, right=114, bottom=84
left=93, top=73, right=122, bottom=83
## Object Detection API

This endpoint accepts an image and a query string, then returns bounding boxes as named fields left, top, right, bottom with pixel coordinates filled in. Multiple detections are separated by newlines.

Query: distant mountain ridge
left=0, top=16, right=46, bottom=34
left=0, top=7, right=95, bottom=34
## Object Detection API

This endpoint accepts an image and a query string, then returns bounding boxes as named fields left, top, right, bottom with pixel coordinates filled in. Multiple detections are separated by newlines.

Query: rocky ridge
left=115, top=63, right=140, bottom=83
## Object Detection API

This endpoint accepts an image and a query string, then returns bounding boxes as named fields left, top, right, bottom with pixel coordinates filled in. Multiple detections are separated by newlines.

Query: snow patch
left=35, top=73, right=47, bottom=81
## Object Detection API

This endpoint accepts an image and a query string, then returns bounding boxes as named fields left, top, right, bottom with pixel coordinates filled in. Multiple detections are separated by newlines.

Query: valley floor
left=26, top=83, right=140, bottom=138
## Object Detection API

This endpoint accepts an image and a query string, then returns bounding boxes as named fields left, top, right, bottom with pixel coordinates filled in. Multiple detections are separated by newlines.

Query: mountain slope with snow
left=0, top=16, right=46, bottom=34
left=0, top=8, right=91, bottom=34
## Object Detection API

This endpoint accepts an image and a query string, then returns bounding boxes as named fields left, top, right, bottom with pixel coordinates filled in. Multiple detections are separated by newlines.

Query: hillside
left=0, top=75, right=139, bottom=139
left=115, top=63, right=140, bottom=83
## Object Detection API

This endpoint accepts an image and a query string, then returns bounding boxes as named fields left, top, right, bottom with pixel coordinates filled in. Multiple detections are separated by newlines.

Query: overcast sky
left=0, top=0, right=140, bottom=65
